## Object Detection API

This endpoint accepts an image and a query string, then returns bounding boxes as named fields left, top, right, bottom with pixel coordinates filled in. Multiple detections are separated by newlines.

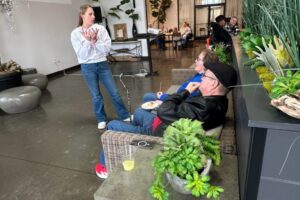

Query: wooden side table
left=94, top=145, right=160, bottom=200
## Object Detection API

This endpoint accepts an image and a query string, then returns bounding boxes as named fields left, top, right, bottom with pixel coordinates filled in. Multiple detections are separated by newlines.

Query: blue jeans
left=143, top=92, right=158, bottom=102
left=100, top=108, right=156, bottom=165
left=81, top=61, right=129, bottom=122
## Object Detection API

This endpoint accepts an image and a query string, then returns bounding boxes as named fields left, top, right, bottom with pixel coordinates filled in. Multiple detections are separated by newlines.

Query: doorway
left=194, top=1, right=226, bottom=39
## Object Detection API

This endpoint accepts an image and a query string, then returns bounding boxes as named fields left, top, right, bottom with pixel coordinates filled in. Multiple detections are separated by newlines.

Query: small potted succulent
left=149, top=118, right=224, bottom=200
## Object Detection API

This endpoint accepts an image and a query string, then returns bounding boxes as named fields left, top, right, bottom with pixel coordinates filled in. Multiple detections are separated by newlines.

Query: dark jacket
left=211, top=22, right=232, bottom=45
left=153, top=89, right=228, bottom=136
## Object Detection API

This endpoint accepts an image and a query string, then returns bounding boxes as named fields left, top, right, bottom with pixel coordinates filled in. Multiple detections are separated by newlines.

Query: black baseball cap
left=204, top=62, right=237, bottom=89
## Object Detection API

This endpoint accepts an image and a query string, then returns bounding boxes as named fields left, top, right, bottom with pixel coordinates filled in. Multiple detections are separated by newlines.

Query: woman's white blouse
left=71, top=24, right=111, bottom=64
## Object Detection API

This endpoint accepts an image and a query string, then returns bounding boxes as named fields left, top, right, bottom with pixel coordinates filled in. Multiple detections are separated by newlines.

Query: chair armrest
left=171, top=68, right=195, bottom=85
left=101, top=130, right=163, bottom=172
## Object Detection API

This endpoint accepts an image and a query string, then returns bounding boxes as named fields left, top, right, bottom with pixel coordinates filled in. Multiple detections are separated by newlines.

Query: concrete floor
left=0, top=43, right=238, bottom=200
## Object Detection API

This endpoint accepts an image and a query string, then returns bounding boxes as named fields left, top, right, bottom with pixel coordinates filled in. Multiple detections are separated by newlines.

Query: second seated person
left=71, top=4, right=129, bottom=130
left=143, top=49, right=219, bottom=102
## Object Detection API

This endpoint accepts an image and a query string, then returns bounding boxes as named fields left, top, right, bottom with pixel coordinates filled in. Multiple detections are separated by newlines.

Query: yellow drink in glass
left=122, top=160, right=135, bottom=171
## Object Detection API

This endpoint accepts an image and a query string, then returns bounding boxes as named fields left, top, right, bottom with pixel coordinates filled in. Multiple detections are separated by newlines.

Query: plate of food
left=141, top=101, right=160, bottom=110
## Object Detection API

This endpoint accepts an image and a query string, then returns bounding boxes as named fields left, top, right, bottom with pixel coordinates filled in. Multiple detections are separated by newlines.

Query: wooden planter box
left=232, top=36, right=300, bottom=200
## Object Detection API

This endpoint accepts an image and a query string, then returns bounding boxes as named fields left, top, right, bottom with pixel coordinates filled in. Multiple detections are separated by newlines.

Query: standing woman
left=71, top=4, right=129, bottom=130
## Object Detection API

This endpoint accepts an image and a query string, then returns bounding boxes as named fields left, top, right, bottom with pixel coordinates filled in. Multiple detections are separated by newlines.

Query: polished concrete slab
left=0, top=43, right=238, bottom=199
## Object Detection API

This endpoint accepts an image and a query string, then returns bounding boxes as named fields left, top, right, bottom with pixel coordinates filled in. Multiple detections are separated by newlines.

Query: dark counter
left=232, top=36, right=300, bottom=200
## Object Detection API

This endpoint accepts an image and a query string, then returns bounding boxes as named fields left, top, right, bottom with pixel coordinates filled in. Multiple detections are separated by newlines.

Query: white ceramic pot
left=166, top=158, right=212, bottom=194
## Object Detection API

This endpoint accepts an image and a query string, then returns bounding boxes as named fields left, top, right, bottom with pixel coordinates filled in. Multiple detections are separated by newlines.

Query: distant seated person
left=148, top=24, right=166, bottom=50
left=106, top=61, right=237, bottom=136
left=172, top=27, right=182, bottom=49
left=225, top=16, right=240, bottom=35
left=211, top=15, right=232, bottom=45
left=143, top=49, right=219, bottom=102
left=180, top=22, right=193, bottom=48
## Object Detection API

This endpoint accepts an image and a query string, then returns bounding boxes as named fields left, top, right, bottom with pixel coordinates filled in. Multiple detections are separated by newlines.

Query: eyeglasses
left=130, top=140, right=154, bottom=149
left=195, top=57, right=203, bottom=62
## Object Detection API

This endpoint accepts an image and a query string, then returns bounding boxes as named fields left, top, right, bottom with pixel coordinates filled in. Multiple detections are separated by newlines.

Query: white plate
left=141, top=101, right=159, bottom=110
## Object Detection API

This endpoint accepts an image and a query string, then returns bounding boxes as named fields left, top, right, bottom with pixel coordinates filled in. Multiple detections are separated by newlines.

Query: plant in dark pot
left=149, top=118, right=224, bottom=200
left=108, top=0, right=139, bottom=36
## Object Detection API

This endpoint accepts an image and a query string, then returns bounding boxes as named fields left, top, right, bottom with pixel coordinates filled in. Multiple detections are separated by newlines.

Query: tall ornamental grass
left=259, top=0, right=300, bottom=69
left=243, top=0, right=280, bottom=36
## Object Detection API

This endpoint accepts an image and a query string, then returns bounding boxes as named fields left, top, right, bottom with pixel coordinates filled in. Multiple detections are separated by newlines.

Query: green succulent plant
left=270, top=70, right=300, bottom=99
left=212, top=43, right=232, bottom=64
left=149, top=119, right=223, bottom=200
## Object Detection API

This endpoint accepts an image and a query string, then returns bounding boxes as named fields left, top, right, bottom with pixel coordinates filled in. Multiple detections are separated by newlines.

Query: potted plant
left=149, top=118, right=224, bottom=200
left=212, top=43, right=232, bottom=64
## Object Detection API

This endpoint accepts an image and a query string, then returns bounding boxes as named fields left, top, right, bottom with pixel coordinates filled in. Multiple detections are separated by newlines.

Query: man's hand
left=185, top=82, right=200, bottom=94
left=154, top=100, right=163, bottom=106
left=157, top=91, right=163, bottom=99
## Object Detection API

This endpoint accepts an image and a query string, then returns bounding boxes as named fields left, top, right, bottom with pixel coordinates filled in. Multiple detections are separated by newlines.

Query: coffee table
left=94, top=144, right=239, bottom=200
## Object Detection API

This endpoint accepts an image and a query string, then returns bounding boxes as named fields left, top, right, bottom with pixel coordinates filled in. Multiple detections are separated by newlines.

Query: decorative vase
left=105, top=18, right=111, bottom=37
left=165, top=158, right=212, bottom=194
left=132, top=20, right=138, bottom=36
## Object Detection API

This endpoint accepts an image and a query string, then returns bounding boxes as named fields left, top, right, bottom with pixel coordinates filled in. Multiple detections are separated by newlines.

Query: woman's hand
left=90, top=28, right=99, bottom=43
left=185, top=82, right=200, bottom=94
left=82, top=30, right=92, bottom=41
left=81, top=28, right=98, bottom=43
left=157, top=91, right=163, bottom=99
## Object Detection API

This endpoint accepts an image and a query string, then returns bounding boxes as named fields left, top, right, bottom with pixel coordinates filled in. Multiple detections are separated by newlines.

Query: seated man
left=143, top=49, right=219, bottom=102
left=211, top=15, right=232, bottom=45
left=96, top=62, right=237, bottom=178
left=107, top=62, right=237, bottom=135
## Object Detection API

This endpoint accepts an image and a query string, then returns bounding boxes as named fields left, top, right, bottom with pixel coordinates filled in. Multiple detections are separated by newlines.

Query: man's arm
left=157, top=89, right=209, bottom=125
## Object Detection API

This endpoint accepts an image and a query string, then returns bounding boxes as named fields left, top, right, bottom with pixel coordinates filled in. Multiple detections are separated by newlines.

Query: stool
left=0, top=86, right=41, bottom=114
left=22, top=73, right=48, bottom=90
left=22, top=68, right=37, bottom=75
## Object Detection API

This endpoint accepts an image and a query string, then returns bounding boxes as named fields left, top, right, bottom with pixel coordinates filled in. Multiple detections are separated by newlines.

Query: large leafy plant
left=108, top=0, right=139, bottom=21
left=149, top=119, right=223, bottom=200
left=149, top=0, right=172, bottom=26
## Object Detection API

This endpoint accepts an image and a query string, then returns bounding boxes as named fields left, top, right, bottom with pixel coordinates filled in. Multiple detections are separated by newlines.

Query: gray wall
left=0, top=0, right=147, bottom=75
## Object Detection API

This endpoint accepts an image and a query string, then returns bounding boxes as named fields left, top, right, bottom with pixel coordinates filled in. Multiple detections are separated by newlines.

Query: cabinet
left=232, top=36, right=300, bottom=200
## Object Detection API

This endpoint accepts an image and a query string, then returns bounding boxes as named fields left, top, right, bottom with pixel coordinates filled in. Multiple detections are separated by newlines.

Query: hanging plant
left=149, top=0, right=172, bottom=25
